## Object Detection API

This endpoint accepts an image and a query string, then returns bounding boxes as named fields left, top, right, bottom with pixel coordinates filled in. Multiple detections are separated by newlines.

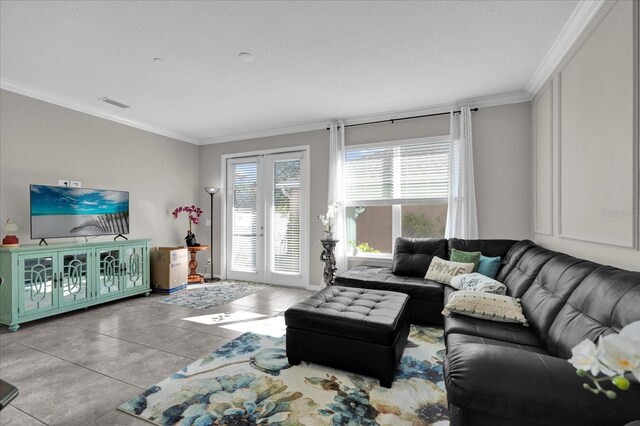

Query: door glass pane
left=124, top=246, right=144, bottom=289
left=98, top=249, right=120, bottom=295
left=231, top=162, right=257, bottom=273
left=272, top=159, right=301, bottom=274
left=23, top=256, right=55, bottom=312
left=61, top=252, right=88, bottom=304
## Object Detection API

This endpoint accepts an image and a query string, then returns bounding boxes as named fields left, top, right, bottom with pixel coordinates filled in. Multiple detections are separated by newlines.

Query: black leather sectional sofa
left=335, top=238, right=640, bottom=426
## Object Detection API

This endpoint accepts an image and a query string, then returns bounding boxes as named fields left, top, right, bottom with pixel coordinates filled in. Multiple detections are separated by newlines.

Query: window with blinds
left=345, top=137, right=449, bottom=255
left=345, top=140, right=449, bottom=205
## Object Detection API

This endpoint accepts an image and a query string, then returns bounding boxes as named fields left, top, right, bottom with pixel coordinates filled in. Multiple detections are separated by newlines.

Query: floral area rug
left=158, top=280, right=271, bottom=310
left=119, top=325, right=449, bottom=425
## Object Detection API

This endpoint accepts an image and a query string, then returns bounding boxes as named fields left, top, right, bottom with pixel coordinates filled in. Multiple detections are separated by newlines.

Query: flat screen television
left=30, top=185, right=129, bottom=239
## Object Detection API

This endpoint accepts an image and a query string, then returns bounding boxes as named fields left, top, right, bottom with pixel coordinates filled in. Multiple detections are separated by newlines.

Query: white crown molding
left=526, top=0, right=606, bottom=97
left=199, top=121, right=330, bottom=145
left=200, top=90, right=531, bottom=145
left=0, top=79, right=199, bottom=144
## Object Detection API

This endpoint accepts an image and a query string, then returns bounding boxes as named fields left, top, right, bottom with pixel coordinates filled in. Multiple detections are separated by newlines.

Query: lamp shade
left=204, top=187, right=220, bottom=195
left=4, top=219, right=18, bottom=233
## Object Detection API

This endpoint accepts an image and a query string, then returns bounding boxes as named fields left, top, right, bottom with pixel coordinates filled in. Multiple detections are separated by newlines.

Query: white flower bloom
left=599, top=322, right=640, bottom=378
left=620, top=321, right=640, bottom=380
left=569, top=339, right=601, bottom=375
left=318, top=202, right=341, bottom=234
left=619, top=321, right=640, bottom=344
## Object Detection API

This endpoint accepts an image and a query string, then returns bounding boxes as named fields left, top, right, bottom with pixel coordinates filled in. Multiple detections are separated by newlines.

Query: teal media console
left=0, top=239, right=150, bottom=332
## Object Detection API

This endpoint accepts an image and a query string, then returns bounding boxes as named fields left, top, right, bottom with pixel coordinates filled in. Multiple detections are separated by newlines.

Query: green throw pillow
left=450, top=248, right=481, bottom=271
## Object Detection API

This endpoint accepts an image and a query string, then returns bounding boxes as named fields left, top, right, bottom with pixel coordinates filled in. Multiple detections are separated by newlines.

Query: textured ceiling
left=0, top=0, right=579, bottom=144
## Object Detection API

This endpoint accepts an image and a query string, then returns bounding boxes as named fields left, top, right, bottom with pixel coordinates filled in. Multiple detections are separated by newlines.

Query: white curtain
left=328, top=122, right=348, bottom=275
left=445, top=106, right=478, bottom=239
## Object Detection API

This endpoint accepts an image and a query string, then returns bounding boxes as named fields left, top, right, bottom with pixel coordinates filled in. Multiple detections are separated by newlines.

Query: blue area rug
left=119, top=324, right=449, bottom=425
left=158, top=280, right=271, bottom=310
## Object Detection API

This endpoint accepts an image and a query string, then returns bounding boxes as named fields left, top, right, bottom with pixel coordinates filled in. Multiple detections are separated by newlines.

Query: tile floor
left=0, top=285, right=314, bottom=426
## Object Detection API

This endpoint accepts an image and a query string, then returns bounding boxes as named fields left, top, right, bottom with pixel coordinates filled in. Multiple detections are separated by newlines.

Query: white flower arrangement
left=318, top=201, right=342, bottom=237
left=568, top=320, right=640, bottom=399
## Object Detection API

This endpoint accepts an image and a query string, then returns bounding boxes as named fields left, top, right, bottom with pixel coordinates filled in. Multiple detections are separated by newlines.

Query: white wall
left=531, top=0, right=640, bottom=271
left=200, top=102, right=532, bottom=279
left=345, top=102, right=532, bottom=240
left=0, top=89, right=200, bottom=247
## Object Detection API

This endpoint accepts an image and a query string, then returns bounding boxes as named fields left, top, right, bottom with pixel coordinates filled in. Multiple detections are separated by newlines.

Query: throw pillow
left=442, top=291, right=528, bottom=326
left=424, top=256, right=474, bottom=285
left=477, top=255, right=501, bottom=278
left=449, top=273, right=507, bottom=295
left=450, top=248, right=481, bottom=271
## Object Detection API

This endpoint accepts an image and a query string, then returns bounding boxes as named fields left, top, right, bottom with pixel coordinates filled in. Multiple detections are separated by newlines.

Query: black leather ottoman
left=284, top=286, right=410, bottom=388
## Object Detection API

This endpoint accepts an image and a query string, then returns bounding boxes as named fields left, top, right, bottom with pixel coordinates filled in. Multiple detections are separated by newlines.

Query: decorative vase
left=185, top=231, right=197, bottom=247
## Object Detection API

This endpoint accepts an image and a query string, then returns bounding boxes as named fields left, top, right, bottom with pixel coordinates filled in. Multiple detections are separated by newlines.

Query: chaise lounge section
left=335, top=237, right=640, bottom=425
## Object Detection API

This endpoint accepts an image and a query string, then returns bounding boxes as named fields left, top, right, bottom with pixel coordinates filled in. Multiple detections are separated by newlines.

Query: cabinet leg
left=8, top=324, right=19, bottom=332
left=144, top=291, right=151, bottom=297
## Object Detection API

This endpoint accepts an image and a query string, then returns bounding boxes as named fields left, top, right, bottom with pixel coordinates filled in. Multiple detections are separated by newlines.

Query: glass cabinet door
left=123, top=245, right=145, bottom=292
left=58, top=250, right=91, bottom=307
left=18, top=254, right=57, bottom=316
left=97, top=248, right=122, bottom=298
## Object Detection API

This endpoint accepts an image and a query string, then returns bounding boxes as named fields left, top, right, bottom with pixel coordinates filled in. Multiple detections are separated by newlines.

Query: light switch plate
left=70, top=181, right=81, bottom=188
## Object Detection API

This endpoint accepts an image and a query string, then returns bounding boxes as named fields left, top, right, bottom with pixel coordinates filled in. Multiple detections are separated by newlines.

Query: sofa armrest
left=445, top=343, right=640, bottom=425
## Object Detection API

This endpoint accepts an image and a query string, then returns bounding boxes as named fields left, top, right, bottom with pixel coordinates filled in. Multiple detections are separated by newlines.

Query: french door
left=225, top=150, right=308, bottom=287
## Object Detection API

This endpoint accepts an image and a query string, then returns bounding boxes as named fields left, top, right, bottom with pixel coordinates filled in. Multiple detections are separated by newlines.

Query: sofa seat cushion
left=284, top=286, right=409, bottom=346
left=336, top=266, right=445, bottom=326
left=336, top=265, right=443, bottom=301
left=445, top=343, right=640, bottom=425
left=446, top=332, right=548, bottom=354
left=444, top=313, right=543, bottom=348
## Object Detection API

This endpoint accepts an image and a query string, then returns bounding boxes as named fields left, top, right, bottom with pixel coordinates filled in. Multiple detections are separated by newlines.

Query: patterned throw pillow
left=449, top=272, right=507, bottom=295
left=477, top=255, right=501, bottom=278
left=450, top=248, right=481, bottom=271
left=424, top=256, right=475, bottom=285
left=442, top=291, right=528, bottom=326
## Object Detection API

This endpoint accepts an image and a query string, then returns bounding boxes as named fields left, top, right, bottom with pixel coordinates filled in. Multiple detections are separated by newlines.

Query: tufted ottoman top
left=284, top=286, right=409, bottom=346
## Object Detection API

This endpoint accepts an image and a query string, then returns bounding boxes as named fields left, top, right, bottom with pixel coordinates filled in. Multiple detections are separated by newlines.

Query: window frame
left=345, top=135, right=450, bottom=259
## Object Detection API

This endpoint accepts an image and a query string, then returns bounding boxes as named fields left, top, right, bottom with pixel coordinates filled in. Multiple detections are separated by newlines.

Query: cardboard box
left=150, top=247, right=188, bottom=293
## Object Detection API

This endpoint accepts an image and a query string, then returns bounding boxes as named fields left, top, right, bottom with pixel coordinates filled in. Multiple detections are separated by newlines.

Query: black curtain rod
left=326, top=108, right=478, bottom=130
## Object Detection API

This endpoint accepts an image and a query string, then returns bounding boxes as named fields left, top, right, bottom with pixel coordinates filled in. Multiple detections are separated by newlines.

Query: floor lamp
left=204, top=186, right=220, bottom=282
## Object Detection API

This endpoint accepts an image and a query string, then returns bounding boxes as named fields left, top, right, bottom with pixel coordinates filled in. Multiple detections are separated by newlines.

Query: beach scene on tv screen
left=31, top=185, right=129, bottom=238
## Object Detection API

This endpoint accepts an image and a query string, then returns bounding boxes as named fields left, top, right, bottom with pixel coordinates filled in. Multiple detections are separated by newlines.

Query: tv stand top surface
left=0, top=238, right=151, bottom=253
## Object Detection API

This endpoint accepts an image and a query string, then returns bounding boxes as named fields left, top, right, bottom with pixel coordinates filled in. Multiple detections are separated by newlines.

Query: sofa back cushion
left=447, top=238, right=518, bottom=260
left=392, top=237, right=448, bottom=278
left=546, top=266, right=640, bottom=359
left=495, top=240, right=557, bottom=298
left=521, top=255, right=599, bottom=345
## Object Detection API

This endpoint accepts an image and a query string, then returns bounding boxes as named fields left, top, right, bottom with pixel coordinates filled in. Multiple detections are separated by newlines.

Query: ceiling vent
left=98, top=97, right=130, bottom=109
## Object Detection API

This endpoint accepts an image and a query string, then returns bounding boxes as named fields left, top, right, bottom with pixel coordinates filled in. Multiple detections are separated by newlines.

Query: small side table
left=320, top=239, right=338, bottom=287
left=186, top=245, right=209, bottom=284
